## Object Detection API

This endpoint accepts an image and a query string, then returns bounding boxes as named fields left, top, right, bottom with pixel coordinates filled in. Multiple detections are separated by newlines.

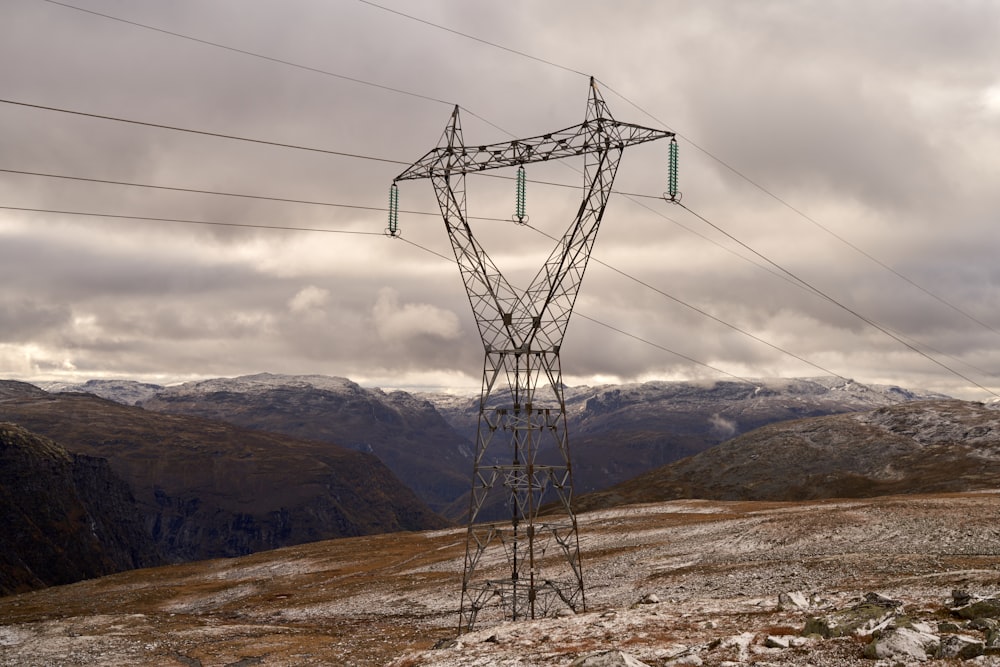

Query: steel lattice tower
left=394, top=78, right=673, bottom=631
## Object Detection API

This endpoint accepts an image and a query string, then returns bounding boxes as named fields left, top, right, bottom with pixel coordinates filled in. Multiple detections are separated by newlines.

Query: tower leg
left=459, top=351, right=584, bottom=632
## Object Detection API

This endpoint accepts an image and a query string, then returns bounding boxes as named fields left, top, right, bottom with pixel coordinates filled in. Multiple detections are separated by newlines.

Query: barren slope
left=141, top=374, right=472, bottom=516
left=0, top=380, right=447, bottom=566
left=576, top=398, right=1000, bottom=512
left=1, top=492, right=998, bottom=665
left=426, top=377, right=947, bottom=498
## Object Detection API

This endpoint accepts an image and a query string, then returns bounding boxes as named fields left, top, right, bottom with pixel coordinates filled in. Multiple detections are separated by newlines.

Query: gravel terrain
left=1, top=492, right=999, bottom=666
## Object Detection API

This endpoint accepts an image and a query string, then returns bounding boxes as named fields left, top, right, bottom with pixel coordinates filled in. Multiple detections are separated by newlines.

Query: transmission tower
left=393, top=78, right=673, bottom=631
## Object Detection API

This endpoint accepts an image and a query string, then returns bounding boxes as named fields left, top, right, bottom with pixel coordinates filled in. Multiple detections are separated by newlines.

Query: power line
left=0, top=98, right=409, bottom=166
left=37, top=0, right=511, bottom=138
left=0, top=96, right=884, bottom=311
left=0, top=167, right=509, bottom=223
left=595, top=80, right=1000, bottom=343
left=0, top=162, right=849, bottom=383
left=0, top=200, right=755, bottom=383
left=38, top=0, right=457, bottom=109
left=356, top=0, right=588, bottom=78
left=575, top=314, right=756, bottom=385
left=613, top=191, right=1000, bottom=391
left=392, top=228, right=755, bottom=383
left=4, top=149, right=989, bottom=392
left=524, top=222, right=846, bottom=380
left=0, top=205, right=383, bottom=235
left=591, top=191, right=1000, bottom=392
left=677, top=201, right=999, bottom=398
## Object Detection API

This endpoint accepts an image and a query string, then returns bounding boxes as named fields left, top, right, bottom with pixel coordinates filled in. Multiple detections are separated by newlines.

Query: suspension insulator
left=387, top=182, right=399, bottom=236
left=514, top=165, right=528, bottom=224
left=667, top=137, right=679, bottom=201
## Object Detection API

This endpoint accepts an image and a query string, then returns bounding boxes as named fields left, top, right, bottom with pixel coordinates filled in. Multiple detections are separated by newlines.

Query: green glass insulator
left=515, top=166, right=527, bottom=221
left=388, top=183, right=399, bottom=235
left=668, top=138, right=679, bottom=199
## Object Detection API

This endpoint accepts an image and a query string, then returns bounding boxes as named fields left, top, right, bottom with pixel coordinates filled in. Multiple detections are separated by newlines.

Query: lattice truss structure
left=394, top=78, right=673, bottom=632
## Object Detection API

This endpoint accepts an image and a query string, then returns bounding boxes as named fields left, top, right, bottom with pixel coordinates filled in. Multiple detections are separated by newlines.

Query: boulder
left=571, top=650, right=651, bottom=667
left=778, top=591, right=810, bottom=610
left=864, top=626, right=940, bottom=662
left=936, top=634, right=984, bottom=660
left=953, top=589, right=978, bottom=607
left=956, top=598, right=1000, bottom=621
left=663, top=653, right=702, bottom=666
left=803, top=602, right=896, bottom=638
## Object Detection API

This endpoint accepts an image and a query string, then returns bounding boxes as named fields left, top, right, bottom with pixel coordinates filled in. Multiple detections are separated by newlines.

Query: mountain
left=1, top=491, right=998, bottom=665
left=139, top=373, right=473, bottom=517
left=0, top=380, right=447, bottom=567
left=0, top=421, right=161, bottom=596
left=36, top=374, right=948, bottom=522
left=32, top=379, right=164, bottom=405
left=424, top=377, right=950, bottom=496
left=575, top=398, right=1000, bottom=512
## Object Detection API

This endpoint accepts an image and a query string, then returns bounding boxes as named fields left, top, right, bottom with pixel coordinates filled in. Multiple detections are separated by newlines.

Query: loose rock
left=864, top=626, right=940, bottom=661
left=957, top=598, right=1000, bottom=621
left=803, top=601, right=897, bottom=638
left=778, top=591, right=810, bottom=611
left=937, top=633, right=985, bottom=659
left=571, top=650, right=651, bottom=667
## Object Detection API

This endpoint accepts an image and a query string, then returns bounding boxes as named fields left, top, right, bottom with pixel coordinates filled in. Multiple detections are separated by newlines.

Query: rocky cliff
left=0, top=380, right=448, bottom=566
left=0, top=421, right=160, bottom=596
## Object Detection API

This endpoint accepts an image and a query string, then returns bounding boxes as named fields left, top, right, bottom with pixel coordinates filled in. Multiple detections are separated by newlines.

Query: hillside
left=575, top=398, right=1000, bottom=512
left=0, top=380, right=447, bottom=566
left=139, top=374, right=473, bottom=516
left=0, top=492, right=998, bottom=665
left=0, top=422, right=161, bottom=596
left=33, top=379, right=164, bottom=406
left=425, top=376, right=948, bottom=498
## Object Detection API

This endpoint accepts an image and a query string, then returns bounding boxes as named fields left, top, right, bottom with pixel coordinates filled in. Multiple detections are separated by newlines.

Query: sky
left=2, top=0, right=1000, bottom=399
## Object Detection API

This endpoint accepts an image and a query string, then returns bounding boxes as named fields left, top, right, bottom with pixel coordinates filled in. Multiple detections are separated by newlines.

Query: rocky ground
left=1, top=491, right=999, bottom=666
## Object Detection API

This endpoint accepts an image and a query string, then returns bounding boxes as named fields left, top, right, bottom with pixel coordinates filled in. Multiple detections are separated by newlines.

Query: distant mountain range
left=138, top=374, right=473, bottom=517
left=575, top=398, right=1000, bottom=512
left=36, top=375, right=952, bottom=516
left=422, top=377, right=949, bottom=498
left=0, top=380, right=447, bottom=594
left=40, top=374, right=947, bottom=519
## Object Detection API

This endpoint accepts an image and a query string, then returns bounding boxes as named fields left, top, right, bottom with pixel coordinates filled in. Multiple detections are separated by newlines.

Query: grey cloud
left=1, top=0, right=999, bottom=398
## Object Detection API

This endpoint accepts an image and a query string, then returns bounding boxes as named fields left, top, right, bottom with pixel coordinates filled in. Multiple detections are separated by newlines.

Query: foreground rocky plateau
left=1, top=491, right=999, bottom=666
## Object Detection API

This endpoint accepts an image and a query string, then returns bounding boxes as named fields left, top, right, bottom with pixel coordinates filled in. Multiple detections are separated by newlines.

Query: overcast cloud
left=2, top=0, right=1000, bottom=399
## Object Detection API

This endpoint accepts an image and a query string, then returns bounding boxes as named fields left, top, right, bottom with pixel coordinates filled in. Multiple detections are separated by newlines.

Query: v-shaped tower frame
left=394, top=78, right=673, bottom=631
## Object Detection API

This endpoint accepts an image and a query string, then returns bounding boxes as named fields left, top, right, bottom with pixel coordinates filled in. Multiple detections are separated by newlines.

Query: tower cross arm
left=395, top=119, right=673, bottom=182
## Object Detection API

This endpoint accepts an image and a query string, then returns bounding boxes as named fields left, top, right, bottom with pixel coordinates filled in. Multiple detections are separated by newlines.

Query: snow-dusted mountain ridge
left=34, top=374, right=955, bottom=515
left=421, top=376, right=952, bottom=501
left=36, top=373, right=948, bottom=409
left=32, top=379, right=166, bottom=405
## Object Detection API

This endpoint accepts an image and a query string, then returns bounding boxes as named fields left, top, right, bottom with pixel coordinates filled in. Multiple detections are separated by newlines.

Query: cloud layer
left=2, top=0, right=999, bottom=398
